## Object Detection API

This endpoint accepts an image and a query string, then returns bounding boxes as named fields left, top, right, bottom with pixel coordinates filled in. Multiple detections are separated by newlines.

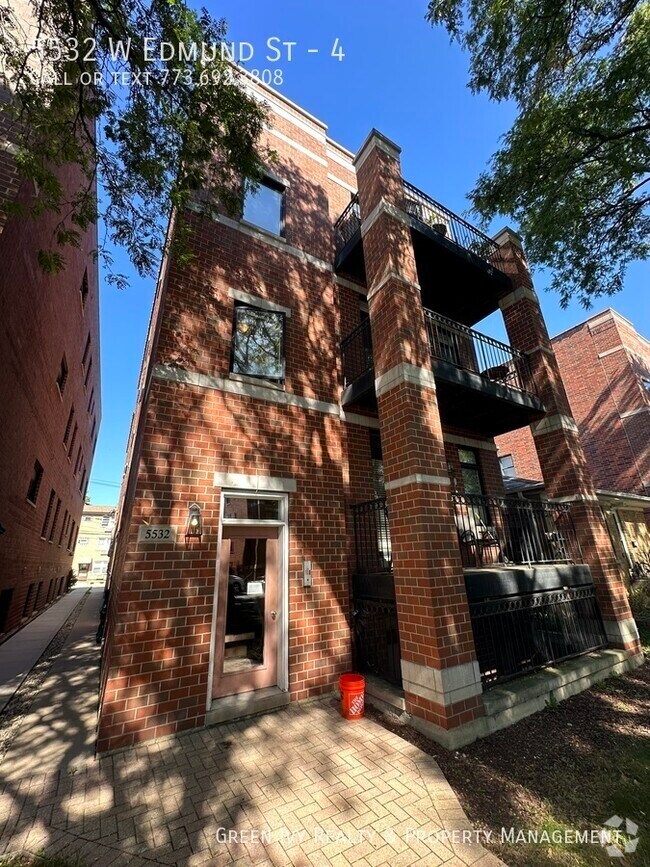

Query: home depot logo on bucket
left=339, top=673, right=365, bottom=720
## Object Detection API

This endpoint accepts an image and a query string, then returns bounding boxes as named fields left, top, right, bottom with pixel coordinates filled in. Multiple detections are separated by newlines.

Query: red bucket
left=339, top=673, right=365, bottom=720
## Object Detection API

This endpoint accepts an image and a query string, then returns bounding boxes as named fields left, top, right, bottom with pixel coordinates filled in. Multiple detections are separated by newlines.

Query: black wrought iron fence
left=403, top=181, right=506, bottom=272
left=470, top=585, right=607, bottom=686
left=351, top=497, right=392, bottom=575
left=452, top=492, right=582, bottom=568
left=425, top=310, right=536, bottom=396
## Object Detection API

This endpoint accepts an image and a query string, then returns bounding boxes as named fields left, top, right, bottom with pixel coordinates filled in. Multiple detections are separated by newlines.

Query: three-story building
left=98, top=82, right=641, bottom=753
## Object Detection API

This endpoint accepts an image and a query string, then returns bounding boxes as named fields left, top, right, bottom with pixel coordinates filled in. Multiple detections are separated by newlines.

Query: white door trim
left=206, top=490, right=289, bottom=709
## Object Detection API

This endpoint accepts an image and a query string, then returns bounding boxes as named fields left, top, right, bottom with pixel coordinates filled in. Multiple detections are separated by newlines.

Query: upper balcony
left=334, top=182, right=512, bottom=325
left=341, top=309, right=545, bottom=437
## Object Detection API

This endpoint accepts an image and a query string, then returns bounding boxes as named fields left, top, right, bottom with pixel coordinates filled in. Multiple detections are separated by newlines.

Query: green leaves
left=1, top=0, right=269, bottom=285
left=427, top=0, right=650, bottom=305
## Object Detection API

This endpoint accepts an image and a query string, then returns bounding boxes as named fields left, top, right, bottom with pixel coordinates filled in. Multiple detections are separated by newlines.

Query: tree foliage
left=427, top=0, right=650, bottom=306
left=0, top=0, right=270, bottom=285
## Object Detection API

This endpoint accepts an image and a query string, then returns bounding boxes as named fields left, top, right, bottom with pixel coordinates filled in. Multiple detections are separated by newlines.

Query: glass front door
left=212, top=526, right=279, bottom=698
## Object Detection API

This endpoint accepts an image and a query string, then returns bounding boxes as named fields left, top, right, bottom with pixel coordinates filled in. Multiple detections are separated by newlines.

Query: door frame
left=206, top=490, right=289, bottom=709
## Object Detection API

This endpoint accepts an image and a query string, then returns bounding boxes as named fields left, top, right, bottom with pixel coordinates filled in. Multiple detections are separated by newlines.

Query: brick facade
left=98, top=82, right=639, bottom=754
left=497, top=308, right=650, bottom=496
left=0, top=168, right=101, bottom=638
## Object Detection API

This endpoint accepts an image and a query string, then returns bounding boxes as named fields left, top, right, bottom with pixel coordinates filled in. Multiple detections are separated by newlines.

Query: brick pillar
left=494, top=227, right=641, bottom=655
left=353, top=131, right=484, bottom=748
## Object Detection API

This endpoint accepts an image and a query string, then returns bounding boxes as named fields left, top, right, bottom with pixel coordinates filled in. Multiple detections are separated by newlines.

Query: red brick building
left=98, top=83, right=642, bottom=754
left=497, top=308, right=650, bottom=574
left=0, top=94, right=101, bottom=638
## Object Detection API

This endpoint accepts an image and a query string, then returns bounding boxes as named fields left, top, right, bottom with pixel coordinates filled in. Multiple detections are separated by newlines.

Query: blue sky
left=87, top=0, right=650, bottom=506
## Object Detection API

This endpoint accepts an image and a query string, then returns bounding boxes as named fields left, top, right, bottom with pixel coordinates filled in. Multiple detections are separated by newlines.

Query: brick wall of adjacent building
left=0, top=170, right=101, bottom=638
left=497, top=309, right=650, bottom=495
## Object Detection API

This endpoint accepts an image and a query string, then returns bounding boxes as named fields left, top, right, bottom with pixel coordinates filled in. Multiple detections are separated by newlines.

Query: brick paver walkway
left=0, top=699, right=503, bottom=867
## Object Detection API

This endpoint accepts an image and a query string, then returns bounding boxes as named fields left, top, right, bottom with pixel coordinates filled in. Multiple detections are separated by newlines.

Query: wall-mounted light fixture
left=185, top=503, right=203, bottom=542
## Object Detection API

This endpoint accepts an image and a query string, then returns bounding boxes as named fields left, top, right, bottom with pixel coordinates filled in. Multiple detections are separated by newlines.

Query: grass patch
left=0, top=854, right=84, bottom=867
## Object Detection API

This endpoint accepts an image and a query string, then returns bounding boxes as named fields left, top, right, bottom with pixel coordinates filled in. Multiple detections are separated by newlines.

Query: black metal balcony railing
left=334, top=194, right=361, bottom=252
left=470, top=586, right=607, bottom=686
left=402, top=181, right=506, bottom=272
left=425, top=310, right=537, bottom=395
left=352, top=497, right=392, bottom=575
left=332, top=183, right=506, bottom=274
left=452, top=493, right=582, bottom=568
left=341, top=310, right=537, bottom=398
left=341, top=318, right=373, bottom=387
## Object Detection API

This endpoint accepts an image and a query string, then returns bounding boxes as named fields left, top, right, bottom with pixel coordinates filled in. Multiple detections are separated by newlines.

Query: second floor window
left=27, top=460, right=44, bottom=504
left=230, top=304, right=285, bottom=381
left=56, top=355, right=68, bottom=394
left=242, top=177, right=285, bottom=236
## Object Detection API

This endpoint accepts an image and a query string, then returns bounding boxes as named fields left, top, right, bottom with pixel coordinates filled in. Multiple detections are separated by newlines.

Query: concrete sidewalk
left=0, top=587, right=103, bottom=781
left=0, top=587, right=88, bottom=713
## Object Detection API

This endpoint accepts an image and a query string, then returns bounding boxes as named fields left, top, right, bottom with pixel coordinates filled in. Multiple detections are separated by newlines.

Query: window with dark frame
left=84, top=356, right=93, bottom=387
left=27, top=460, right=44, bottom=504
left=22, top=583, right=36, bottom=618
left=56, top=355, right=68, bottom=394
left=82, top=334, right=91, bottom=368
left=48, top=497, right=61, bottom=542
left=68, top=421, right=78, bottom=456
left=230, top=304, right=285, bottom=381
left=59, top=510, right=69, bottom=546
left=63, top=406, right=75, bottom=446
left=74, top=445, right=82, bottom=476
left=242, top=177, right=285, bottom=236
left=41, top=489, right=56, bottom=539
left=458, top=448, right=484, bottom=496
left=80, top=269, right=89, bottom=307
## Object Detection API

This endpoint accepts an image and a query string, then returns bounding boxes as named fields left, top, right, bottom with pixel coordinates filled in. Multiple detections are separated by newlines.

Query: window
left=41, top=489, right=56, bottom=539
left=73, top=446, right=82, bottom=476
left=26, top=460, right=44, bottom=504
left=499, top=454, right=516, bottom=480
left=101, top=513, right=111, bottom=528
left=68, top=422, right=78, bottom=456
left=80, top=269, right=89, bottom=307
left=48, top=497, right=61, bottom=542
left=79, top=466, right=86, bottom=494
left=63, top=406, right=75, bottom=446
left=458, top=448, right=484, bottom=495
left=59, top=510, right=69, bottom=546
left=230, top=304, right=285, bottom=381
left=22, top=583, right=36, bottom=618
left=242, top=177, right=285, bottom=235
left=78, top=537, right=88, bottom=546
left=56, top=355, right=68, bottom=394
left=223, top=497, right=281, bottom=520
left=87, top=387, right=94, bottom=414
left=82, top=334, right=91, bottom=368
left=68, top=519, right=76, bottom=551
left=84, top=357, right=93, bottom=388
left=90, top=416, right=97, bottom=441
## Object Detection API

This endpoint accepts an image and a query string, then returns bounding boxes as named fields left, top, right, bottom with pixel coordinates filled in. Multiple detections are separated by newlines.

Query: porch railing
left=470, top=586, right=607, bottom=686
left=341, top=318, right=373, bottom=387
left=425, top=310, right=537, bottom=396
left=351, top=497, right=392, bottom=575
left=452, top=492, right=582, bottom=567
left=334, top=194, right=361, bottom=252
left=333, top=183, right=506, bottom=275
left=341, top=309, right=536, bottom=398
left=402, top=181, right=506, bottom=272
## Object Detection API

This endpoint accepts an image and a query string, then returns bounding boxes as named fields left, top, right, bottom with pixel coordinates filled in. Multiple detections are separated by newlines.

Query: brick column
left=494, top=227, right=642, bottom=655
left=353, top=131, right=484, bottom=748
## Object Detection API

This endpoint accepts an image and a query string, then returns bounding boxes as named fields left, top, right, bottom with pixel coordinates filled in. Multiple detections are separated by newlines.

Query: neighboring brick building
left=98, top=81, right=641, bottom=754
left=73, top=505, right=116, bottom=584
left=0, top=34, right=101, bottom=638
left=497, top=308, right=650, bottom=574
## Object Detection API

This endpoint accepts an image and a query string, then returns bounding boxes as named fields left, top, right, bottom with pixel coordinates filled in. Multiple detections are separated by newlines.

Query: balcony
left=340, top=309, right=545, bottom=437
left=333, top=182, right=512, bottom=323
left=350, top=495, right=606, bottom=687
